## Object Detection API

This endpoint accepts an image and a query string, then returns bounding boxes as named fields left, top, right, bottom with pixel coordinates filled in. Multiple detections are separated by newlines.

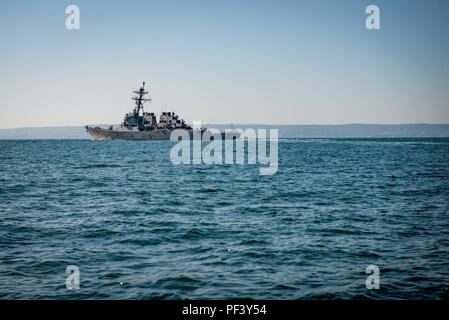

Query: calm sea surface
left=0, top=138, right=448, bottom=299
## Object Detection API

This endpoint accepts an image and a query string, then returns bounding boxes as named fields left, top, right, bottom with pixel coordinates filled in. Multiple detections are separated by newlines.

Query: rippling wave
left=0, top=138, right=448, bottom=299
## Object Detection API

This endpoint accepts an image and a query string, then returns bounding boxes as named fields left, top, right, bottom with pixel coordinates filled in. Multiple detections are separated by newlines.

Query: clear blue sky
left=0, top=0, right=448, bottom=128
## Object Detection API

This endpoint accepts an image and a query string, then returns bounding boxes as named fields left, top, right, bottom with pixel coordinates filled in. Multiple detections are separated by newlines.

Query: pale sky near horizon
left=0, top=0, right=448, bottom=128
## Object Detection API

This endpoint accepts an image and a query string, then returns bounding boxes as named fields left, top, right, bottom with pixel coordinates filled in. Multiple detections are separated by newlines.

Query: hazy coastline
left=1, top=124, right=449, bottom=139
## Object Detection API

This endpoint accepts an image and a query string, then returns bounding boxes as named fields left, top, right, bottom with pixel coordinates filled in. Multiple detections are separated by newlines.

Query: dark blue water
left=1, top=138, right=448, bottom=299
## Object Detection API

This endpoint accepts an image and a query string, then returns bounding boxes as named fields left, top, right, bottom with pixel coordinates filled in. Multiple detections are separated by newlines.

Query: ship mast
left=132, top=81, right=151, bottom=115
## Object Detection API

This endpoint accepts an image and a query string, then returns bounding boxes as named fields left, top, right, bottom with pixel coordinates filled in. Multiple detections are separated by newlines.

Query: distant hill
left=0, top=126, right=90, bottom=140
left=1, top=124, right=449, bottom=139
left=210, top=124, right=449, bottom=138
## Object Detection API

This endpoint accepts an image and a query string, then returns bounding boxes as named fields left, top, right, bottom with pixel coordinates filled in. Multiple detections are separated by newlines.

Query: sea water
left=0, top=138, right=448, bottom=299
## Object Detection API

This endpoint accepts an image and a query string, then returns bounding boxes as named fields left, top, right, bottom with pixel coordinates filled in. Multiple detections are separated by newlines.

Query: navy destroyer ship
left=86, top=82, right=215, bottom=140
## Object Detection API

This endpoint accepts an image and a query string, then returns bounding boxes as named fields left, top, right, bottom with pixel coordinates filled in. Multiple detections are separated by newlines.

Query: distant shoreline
left=1, top=124, right=449, bottom=139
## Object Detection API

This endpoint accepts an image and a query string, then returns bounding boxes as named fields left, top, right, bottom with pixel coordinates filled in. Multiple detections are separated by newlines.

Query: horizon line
left=2, top=123, right=449, bottom=130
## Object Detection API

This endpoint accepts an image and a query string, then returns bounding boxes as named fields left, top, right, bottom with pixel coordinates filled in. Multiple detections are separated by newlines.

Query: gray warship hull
left=86, top=126, right=239, bottom=141
left=86, top=126, right=173, bottom=140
